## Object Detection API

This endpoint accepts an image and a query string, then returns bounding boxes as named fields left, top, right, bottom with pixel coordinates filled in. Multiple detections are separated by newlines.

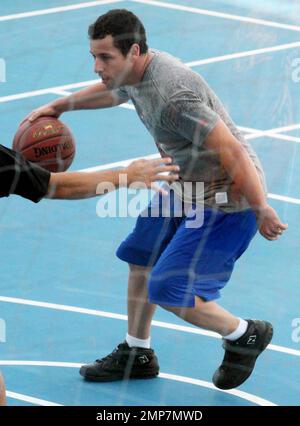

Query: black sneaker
left=79, top=341, right=159, bottom=382
left=212, top=319, right=273, bottom=390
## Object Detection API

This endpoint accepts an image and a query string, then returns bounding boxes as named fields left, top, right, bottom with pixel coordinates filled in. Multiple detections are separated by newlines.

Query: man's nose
left=94, top=58, right=104, bottom=74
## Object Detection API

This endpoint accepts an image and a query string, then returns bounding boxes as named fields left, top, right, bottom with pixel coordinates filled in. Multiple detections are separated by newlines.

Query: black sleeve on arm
left=0, top=144, right=51, bottom=202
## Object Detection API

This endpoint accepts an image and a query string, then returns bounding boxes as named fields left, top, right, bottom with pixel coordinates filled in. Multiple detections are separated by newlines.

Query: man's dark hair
left=88, top=9, right=148, bottom=56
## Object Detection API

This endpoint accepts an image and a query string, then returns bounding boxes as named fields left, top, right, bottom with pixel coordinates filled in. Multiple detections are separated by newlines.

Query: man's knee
left=128, top=263, right=152, bottom=280
left=129, top=263, right=151, bottom=272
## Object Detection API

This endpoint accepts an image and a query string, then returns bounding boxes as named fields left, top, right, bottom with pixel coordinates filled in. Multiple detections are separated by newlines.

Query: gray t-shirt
left=115, top=49, right=266, bottom=212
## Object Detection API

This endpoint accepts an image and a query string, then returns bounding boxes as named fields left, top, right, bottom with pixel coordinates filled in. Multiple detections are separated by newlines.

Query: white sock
left=126, top=333, right=151, bottom=349
left=223, top=319, right=248, bottom=341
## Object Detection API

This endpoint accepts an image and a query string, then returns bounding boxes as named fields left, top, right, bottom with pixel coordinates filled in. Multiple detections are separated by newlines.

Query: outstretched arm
left=47, top=157, right=179, bottom=199
left=1, top=145, right=178, bottom=202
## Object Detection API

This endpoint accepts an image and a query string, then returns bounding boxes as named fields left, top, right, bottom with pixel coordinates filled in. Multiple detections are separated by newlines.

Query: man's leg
left=80, top=190, right=181, bottom=382
left=146, top=207, right=273, bottom=390
left=0, top=373, right=7, bottom=406
left=161, top=296, right=273, bottom=390
left=161, top=296, right=239, bottom=336
left=127, top=264, right=156, bottom=340
left=79, top=263, right=159, bottom=381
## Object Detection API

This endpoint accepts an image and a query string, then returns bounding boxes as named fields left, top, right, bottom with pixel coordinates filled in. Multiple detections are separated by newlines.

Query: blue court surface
left=1, top=0, right=300, bottom=406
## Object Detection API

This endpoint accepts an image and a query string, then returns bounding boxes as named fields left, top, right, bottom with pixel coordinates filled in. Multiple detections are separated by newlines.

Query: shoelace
left=95, top=344, right=132, bottom=365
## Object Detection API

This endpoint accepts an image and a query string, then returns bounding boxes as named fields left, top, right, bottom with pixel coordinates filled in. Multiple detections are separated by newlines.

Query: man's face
left=90, top=35, right=134, bottom=89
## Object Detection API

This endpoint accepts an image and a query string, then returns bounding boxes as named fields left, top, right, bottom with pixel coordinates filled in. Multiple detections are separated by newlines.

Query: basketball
left=12, top=116, right=76, bottom=173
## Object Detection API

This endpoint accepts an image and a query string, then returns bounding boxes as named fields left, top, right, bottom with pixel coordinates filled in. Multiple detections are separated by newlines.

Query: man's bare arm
left=204, top=119, right=288, bottom=240
left=46, top=158, right=179, bottom=199
left=27, top=82, right=124, bottom=122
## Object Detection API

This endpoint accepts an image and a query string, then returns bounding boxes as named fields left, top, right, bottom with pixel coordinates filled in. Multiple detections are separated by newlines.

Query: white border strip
left=130, top=0, right=300, bottom=33
left=0, top=80, right=98, bottom=103
left=51, top=89, right=137, bottom=110
left=240, top=124, right=300, bottom=140
left=6, top=390, right=63, bottom=406
left=247, top=131, right=300, bottom=141
left=0, top=0, right=123, bottom=22
left=79, top=153, right=160, bottom=172
left=1, top=361, right=276, bottom=406
left=185, top=41, right=300, bottom=67
left=250, top=133, right=300, bottom=144
left=0, top=295, right=299, bottom=357
left=159, top=373, right=277, bottom=406
left=266, top=123, right=300, bottom=134
left=268, top=193, right=300, bottom=205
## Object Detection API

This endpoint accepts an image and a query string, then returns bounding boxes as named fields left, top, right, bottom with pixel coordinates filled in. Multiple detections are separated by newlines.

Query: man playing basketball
left=27, top=9, right=288, bottom=390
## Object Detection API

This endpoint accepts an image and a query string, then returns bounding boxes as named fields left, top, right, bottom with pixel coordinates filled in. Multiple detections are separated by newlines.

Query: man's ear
left=129, top=43, right=140, bottom=60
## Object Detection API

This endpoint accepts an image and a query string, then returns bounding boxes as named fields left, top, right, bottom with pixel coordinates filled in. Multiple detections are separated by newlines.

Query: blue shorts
left=116, top=190, right=257, bottom=307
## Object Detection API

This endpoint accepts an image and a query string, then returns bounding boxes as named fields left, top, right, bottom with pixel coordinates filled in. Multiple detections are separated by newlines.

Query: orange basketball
left=13, top=116, right=76, bottom=173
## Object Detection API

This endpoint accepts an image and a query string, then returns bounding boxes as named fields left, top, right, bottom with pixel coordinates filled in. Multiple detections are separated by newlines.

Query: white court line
left=159, top=373, right=277, bottom=406
left=0, top=80, right=98, bottom=103
left=238, top=125, right=260, bottom=133
left=79, top=153, right=160, bottom=172
left=0, top=295, right=299, bottom=358
left=246, top=130, right=294, bottom=140
left=268, top=193, right=300, bottom=205
left=51, top=89, right=74, bottom=97
left=6, top=391, right=63, bottom=406
left=131, top=0, right=300, bottom=33
left=240, top=123, right=300, bottom=137
left=51, top=89, right=136, bottom=110
left=246, top=125, right=300, bottom=139
left=267, top=123, right=300, bottom=134
left=0, top=294, right=217, bottom=339
left=0, top=0, right=123, bottom=22
left=185, top=40, right=300, bottom=67
left=0, top=361, right=276, bottom=406
left=1, top=361, right=82, bottom=367
left=240, top=125, right=300, bottom=143
left=247, top=133, right=300, bottom=144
